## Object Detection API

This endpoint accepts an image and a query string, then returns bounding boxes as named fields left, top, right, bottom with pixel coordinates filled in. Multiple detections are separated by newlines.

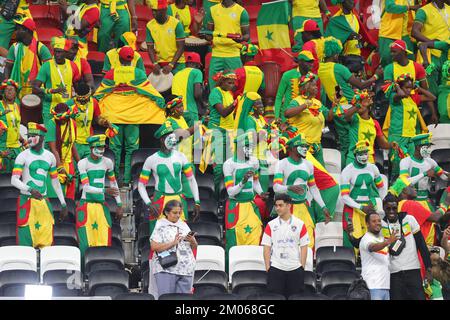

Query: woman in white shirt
left=149, top=200, right=197, bottom=298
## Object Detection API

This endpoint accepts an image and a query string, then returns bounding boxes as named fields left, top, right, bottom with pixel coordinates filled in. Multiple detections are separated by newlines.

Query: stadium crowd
left=0, top=0, right=449, bottom=300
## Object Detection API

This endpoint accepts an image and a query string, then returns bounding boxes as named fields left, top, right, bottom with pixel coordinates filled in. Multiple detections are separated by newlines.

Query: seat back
left=53, top=223, right=78, bottom=247
left=40, top=246, right=81, bottom=279
left=0, top=246, right=37, bottom=272
left=428, top=124, right=450, bottom=151
left=88, top=269, right=129, bottom=298
left=0, top=223, right=16, bottom=247
left=84, top=246, right=125, bottom=275
left=0, top=270, right=39, bottom=297
left=188, top=222, right=222, bottom=246
left=0, top=198, right=17, bottom=213
left=304, top=271, right=317, bottom=294
left=315, top=222, right=343, bottom=252
left=323, top=148, right=341, bottom=174
left=158, top=293, right=195, bottom=300
left=316, top=246, right=356, bottom=274
left=246, top=292, right=286, bottom=300
left=320, top=271, right=359, bottom=298
left=195, top=245, right=225, bottom=271
left=231, top=270, right=267, bottom=298
left=137, top=222, right=150, bottom=253
left=229, top=245, right=265, bottom=282
left=193, top=270, right=228, bottom=296
left=0, top=187, right=19, bottom=200
left=114, top=293, right=155, bottom=300
left=42, top=270, right=83, bottom=297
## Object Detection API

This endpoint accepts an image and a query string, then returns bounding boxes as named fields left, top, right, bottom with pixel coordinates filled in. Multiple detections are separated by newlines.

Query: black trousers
left=390, top=269, right=426, bottom=300
left=267, top=266, right=304, bottom=298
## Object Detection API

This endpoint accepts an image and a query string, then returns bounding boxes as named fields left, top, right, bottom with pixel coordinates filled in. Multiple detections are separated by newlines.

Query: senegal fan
left=382, top=73, right=436, bottom=180
left=4, top=17, right=51, bottom=99
left=383, top=39, right=438, bottom=126
left=344, top=89, right=393, bottom=165
left=76, top=134, right=123, bottom=257
left=325, top=0, right=363, bottom=59
left=378, top=0, right=419, bottom=66
left=274, top=50, right=314, bottom=122
left=33, top=37, right=81, bottom=127
left=208, top=70, right=237, bottom=200
left=412, top=0, right=450, bottom=96
left=296, top=20, right=324, bottom=75
left=62, top=0, right=99, bottom=59
left=0, top=121, right=7, bottom=171
left=138, top=121, right=200, bottom=235
left=399, top=133, right=450, bottom=211
left=291, top=0, right=329, bottom=48
left=146, top=0, right=186, bottom=75
left=172, top=52, right=204, bottom=127
left=223, top=132, right=267, bottom=253
left=340, top=140, right=387, bottom=247
left=68, top=82, right=114, bottom=160
left=103, top=31, right=145, bottom=74
left=0, top=0, right=32, bottom=55
left=46, top=103, right=80, bottom=201
left=11, top=122, right=67, bottom=248
left=285, top=72, right=333, bottom=166
left=97, top=0, right=137, bottom=53
left=235, top=92, right=269, bottom=192
left=234, top=43, right=265, bottom=97
left=164, top=96, right=196, bottom=200
left=318, top=38, right=381, bottom=167
left=205, top=0, right=250, bottom=87
left=167, top=0, right=204, bottom=37
left=437, top=60, right=450, bottom=123
left=65, top=37, right=95, bottom=91
left=0, top=80, right=26, bottom=173
left=94, top=46, right=165, bottom=186
left=273, top=133, right=331, bottom=249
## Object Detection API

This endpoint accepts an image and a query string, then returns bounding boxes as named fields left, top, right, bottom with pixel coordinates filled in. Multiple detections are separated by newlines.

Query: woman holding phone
left=149, top=200, right=198, bottom=298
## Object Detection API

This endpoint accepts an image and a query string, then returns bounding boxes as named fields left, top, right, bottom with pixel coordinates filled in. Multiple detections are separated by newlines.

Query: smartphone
left=187, top=231, right=196, bottom=237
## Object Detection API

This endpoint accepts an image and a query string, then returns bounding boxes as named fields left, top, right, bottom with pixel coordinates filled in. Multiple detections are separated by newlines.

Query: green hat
left=87, top=134, right=107, bottom=147
left=388, top=176, right=411, bottom=197
left=154, top=121, right=174, bottom=139
left=411, top=133, right=433, bottom=146
left=324, top=37, right=343, bottom=58
left=287, top=133, right=308, bottom=148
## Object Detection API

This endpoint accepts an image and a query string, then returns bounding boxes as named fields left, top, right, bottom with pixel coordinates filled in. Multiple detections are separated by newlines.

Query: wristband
left=423, top=172, right=428, bottom=177
left=195, top=200, right=201, bottom=206
left=117, top=202, right=123, bottom=207
left=61, top=203, right=67, bottom=208
left=146, top=202, right=151, bottom=207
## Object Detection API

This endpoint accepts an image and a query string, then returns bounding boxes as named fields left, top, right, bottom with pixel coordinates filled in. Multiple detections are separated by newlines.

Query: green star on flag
left=265, top=30, right=274, bottom=41
left=62, top=140, right=71, bottom=148
left=244, top=225, right=252, bottom=234
left=407, top=109, right=416, bottom=119
left=362, top=129, right=374, bottom=141
left=92, top=221, right=98, bottom=230
left=35, top=222, right=41, bottom=230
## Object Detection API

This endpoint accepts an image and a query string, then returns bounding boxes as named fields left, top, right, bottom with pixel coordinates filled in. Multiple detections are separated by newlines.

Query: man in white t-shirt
left=359, top=210, right=397, bottom=300
left=382, top=192, right=432, bottom=300
left=261, top=193, right=310, bottom=298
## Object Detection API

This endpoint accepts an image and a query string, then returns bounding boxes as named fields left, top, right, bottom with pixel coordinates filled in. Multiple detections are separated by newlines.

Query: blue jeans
left=370, top=289, right=390, bottom=300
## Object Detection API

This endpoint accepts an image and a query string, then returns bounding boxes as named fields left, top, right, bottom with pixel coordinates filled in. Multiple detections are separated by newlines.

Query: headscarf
left=299, top=72, right=317, bottom=87
left=351, top=89, right=371, bottom=108
left=212, top=71, right=237, bottom=83
left=381, top=73, right=413, bottom=96
left=51, top=103, right=78, bottom=121
left=0, top=79, right=19, bottom=95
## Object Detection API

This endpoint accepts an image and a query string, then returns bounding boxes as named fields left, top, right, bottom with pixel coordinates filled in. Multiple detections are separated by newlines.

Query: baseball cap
left=390, top=40, right=413, bottom=55
left=119, top=46, right=134, bottom=61
left=185, top=52, right=202, bottom=66
left=298, top=20, right=320, bottom=33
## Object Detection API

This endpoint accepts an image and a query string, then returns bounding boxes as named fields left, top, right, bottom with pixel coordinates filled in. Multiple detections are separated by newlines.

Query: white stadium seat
left=315, top=222, right=343, bottom=252
left=427, top=124, right=450, bottom=151
left=0, top=246, right=37, bottom=272
left=40, top=246, right=81, bottom=279
left=195, top=245, right=225, bottom=272
left=323, top=148, right=341, bottom=174
left=229, top=245, right=265, bottom=282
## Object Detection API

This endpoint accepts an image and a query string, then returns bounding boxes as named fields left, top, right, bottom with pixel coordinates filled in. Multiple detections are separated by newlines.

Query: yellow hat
left=353, top=140, right=370, bottom=153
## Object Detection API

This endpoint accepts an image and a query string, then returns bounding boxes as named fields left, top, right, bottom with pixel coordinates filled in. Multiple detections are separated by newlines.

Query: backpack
left=347, top=279, right=371, bottom=300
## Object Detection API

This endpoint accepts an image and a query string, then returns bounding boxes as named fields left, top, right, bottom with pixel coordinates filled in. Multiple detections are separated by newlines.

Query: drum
left=260, top=61, right=281, bottom=99
left=148, top=71, right=174, bottom=100
left=20, top=94, right=43, bottom=125
left=185, top=36, right=209, bottom=66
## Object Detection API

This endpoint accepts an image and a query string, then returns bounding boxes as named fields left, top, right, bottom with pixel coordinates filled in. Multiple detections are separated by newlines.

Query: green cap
left=287, top=133, right=308, bottom=148
left=87, top=134, right=107, bottom=147
left=411, top=133, right=433, bottom=146
left=388, top=176, right=411, bottom=197
left=154, top=121, right=175, bottom=139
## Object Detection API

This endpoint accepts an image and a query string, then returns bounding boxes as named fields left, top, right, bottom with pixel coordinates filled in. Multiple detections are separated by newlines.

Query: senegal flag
left=257, top=0, right=291, bottom=51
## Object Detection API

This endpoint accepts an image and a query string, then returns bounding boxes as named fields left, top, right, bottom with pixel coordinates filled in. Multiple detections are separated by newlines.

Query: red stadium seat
left=135, top=4, right=153, bottom=22
left=138, top=51, right=154, bottom=74
left=37, top=27, right=63, bottom=49
left=87, top=51, right=105, bottom=62
left=29, top=5, right=60, bottom=29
